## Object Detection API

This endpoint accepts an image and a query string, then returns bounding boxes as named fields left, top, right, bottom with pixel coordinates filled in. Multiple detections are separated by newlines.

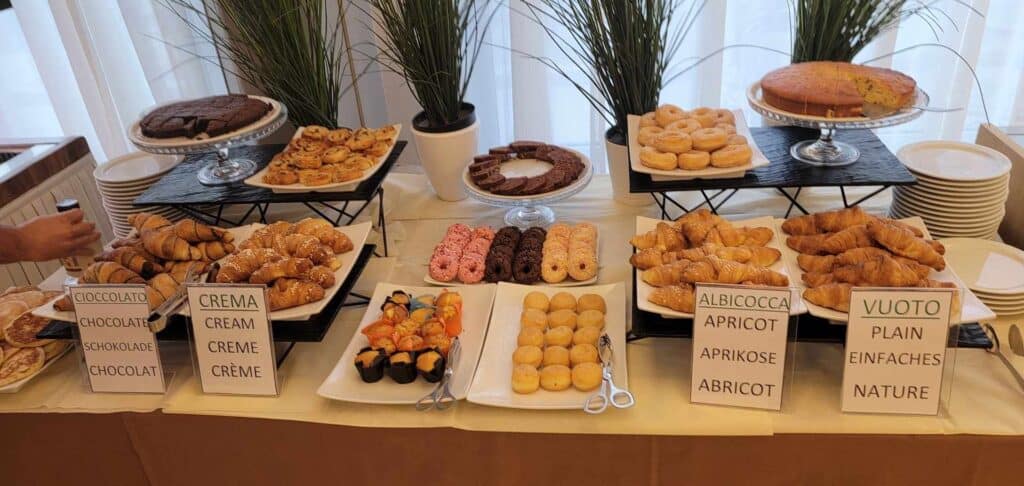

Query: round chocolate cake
left=468, top=141, right=585, bottom=196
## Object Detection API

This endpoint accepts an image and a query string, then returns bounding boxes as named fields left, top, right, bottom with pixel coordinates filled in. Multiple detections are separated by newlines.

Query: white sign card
left=69, top=285, right=165, bottom=393
left=186, top=284, right=278, bottom=396
left=842, top=288, right=954, bottom=415
left=690, top=283, right=792, bottom=410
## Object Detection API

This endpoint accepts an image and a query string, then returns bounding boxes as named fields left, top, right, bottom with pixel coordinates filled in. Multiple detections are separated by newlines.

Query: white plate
left=94, top=153, right=182, bottom=184
left=778, top=216, right=995, bottom=324
left=894, top=186, right=1008, bottom=209
left=317, top=283, right=497, bottom=404
left=627, top=110, right=769, bottom=180
left=942, top=238, right=1024, bottom=295
left=909, top=172, right=1010, bottom=189
left=634, top=215, right=805, bottom=318
left=462, top=148, right=594, bottom=202
left=897, top=141, right=1011, bottom=182
left=889, top=197, right=1005, bottom=221
left=466, top=282, right=628, bottom=410
left=128, top=96, right=283, bottom=148
left=244, top=124, right=402, bottom=193
left=0, top=345, right=74, bottom=394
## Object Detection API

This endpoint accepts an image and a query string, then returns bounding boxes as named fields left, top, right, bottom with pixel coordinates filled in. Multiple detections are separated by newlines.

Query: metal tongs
left=416, top=338, right=461, bottom=411
left=584, top=335, right=635, bottom=414
left=982, top=323, right=1024, bottom=393
left=146, top=266, right=201, bottom=333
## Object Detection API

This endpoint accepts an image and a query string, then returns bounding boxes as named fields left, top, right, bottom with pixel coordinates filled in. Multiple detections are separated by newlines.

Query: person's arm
left=0, top=209, right=101, bottom=264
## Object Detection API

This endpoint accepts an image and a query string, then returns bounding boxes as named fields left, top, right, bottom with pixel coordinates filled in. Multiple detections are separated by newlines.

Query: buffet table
left=4, top=174, right=1024, bottom=485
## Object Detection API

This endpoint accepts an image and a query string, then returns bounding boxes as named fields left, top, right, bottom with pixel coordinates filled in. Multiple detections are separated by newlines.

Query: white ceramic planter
left=606, top=130, right=652, bottom=206
left=412, top=119, right=478, bottom=202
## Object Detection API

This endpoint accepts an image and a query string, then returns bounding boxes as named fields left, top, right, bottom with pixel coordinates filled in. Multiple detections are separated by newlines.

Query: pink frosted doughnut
left=433, top=240, right=465, bottom=259
left=429, top=253, right=460, bottom=282
left=441, top=233, right=470, bottom=249
left=446, top=223, right=473, bottom=239
left=473, top=226, right=496, bottom=241
left=463, top=238, right=492, bottom=257
left=457, top=253, right=486, bottom=283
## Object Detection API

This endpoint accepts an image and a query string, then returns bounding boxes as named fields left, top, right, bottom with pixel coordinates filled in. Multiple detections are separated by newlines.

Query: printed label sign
left=842, top=288, right=953, bottom=415
left=70, top=285, right=165, bottom=393
left=691, top=284, right=791, bottom=410
left=187, top=284, right=278, bottom=396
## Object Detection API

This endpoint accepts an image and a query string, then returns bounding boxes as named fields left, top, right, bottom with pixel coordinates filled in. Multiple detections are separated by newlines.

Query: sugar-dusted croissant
left=704, top=225, right=774, bottom=247
left=196, top=240, right=236, bottom=261
left=249, top=257, right=314, bottom=285
left=797, top=254, right=837, bottom=273
left=821, top=225, right=873, bottom=254
left=703, top=256, right=789, bottom=286
left=142, top=230, right=203, bottom=261
left=630, top=248, right=685, bottom=270
left=214, top=248, right=283, bottom=283
left=95, top=247, right=162, bottom=278
left=292, top=218, right=353, bottom=254
left=867, top=220, right=945, bottom=270
left=786, top=234, right=829, bottom=255
left=267, top=278, right=325, bottom=311
left=832, top=256, right=923, bottom=287
left=173, top=219, right=230, bottom=243
left=648, top=283, right=696, bottom=313
left=803, top=283, right=853, bottom=312
left=127, top=212, right=172, bottom=233
left=307, top=266, right=336, bottom=288
left=631, top=222, right=685, bottom=252
left=641, top=261, right=691, bottom=287
left=275, top=233, right=337, bottom=267
left=81, top=262, right=145, bottom=285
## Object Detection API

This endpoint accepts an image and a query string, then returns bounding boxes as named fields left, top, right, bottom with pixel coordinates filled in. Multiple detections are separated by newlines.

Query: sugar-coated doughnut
left=542, top=346, right=571, bottom=367
left=543, top=239, right=569, bottom=254
left=690, top=107, right=717, bottom=128
left=573, top=326, right=601, bottom=346
left=570, top=343, right=600, bottom=366
left=520, top=308, right=548, bottom=330
left=639, top=112, right=658, bottom=128
left=570, top=223, right=598, bottom=241
left=640, top=147, right=677, bottom=171
left=513, top=345, right=543, bottom=368
left=517, top=327, right=544, bottom=347
left=549, top=292, right=577, bottom=312
left=539, top=365, right=572, bottom=391
left=512, top=364, right=540, bottom=394
left=568, top=251, right=599, bottom=281
left=547, top=223, right=572, bottom=239
left=726, top=134, right=748, bottom=145
left=545, top=325, right=575, bottom=347
left=577, top=309, right=605, bottom=330
left=652, top=130, right=693, bottom=154
left=677, top=150, right=711, bottom=170
left=711, top=144, right=753, bottom=168
left=714, top=122, right=737, bottom=134
left=715, top=109, right=735, bottom=124
left=429, top=253, right=459, bottom=282
left=655, top=104, right=686, bottom=127
left=541, top=258, right=568, bottom=283
left=691, top=127, right=729, bottom=151
left=577, top=294, right=607, bottom=313
left=572, top=362, right=603, bottom=391
left=666, top=118, right=702, bottom=134
left=523, top=291, right=550, bottom=312
left=637, top=126, right=664, bottom=146
left=547, top=309, right=578, bottom=329
left=457, top=253, right=486, bottom=283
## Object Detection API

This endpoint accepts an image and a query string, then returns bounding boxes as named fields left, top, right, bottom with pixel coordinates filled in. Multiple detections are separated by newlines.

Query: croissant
left=681, top=260, right=717, bottom=284
left=163, top=260, right=209, bottom=284
left=173, top=219, right=230, bottom=243
left=803, top=283, right=853, bottom=312
left=307, top=266, right=336, bottom=288
left=867, top=220, right=945, bottom=270
left=641, top=261, right=691, bottom=287
left=680, top=220, right=716, bottom=247
left=267, top=278, right=325, bottom=311
left=196, top=240, right=236, bottom=261
left=292, top=218, right=353, bottom=254
left=695, top=244, right=780, bottom=267
left=928, top=239, right=946, bottom=255
left=648, top=284, right=696, bottom=313
left=704, top=256, right=789, bottom=286
left=214, top=249, right=283, bottom=283
left=797, top=254, right=836, bottom=273
left=145, top=273, right=180, bottom=310
left=128, top=212, right=172, bottom=233
left=743, top=246, right=782, bottom=267
left=274, top=234, right=337, bottom=267
left=876, top=217, right=925, bottom=238
left=802, top=271, right=838, bottom=288
left=631, top=223, right=685, bottom=252
left=673, top=208, right=723, bottom=233
left=836, top=247, right=890, bottom=265
left=787, top=234, right=828, bottom=255
left=781, top=213, right=820, bottom=235
left=95, top=247, right=162, bottom=278
left=821, top=225, right=873, bottom=254
left=832, top=256, right=923, bottom=287
left=142, top=230, right=202, bottom=261
left=630, top=248, right=681, bottom=270
left=249, top=258, right=314, bottom=285
left=81, top=262, right=145, bottom=285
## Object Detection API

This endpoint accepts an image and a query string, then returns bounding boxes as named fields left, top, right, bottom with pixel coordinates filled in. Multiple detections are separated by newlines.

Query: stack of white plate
left=943, top=238, right=1024, bottom=316
left=891, top=141, right=1010, bottom=239
left=94, top=152, right=183, bottom=237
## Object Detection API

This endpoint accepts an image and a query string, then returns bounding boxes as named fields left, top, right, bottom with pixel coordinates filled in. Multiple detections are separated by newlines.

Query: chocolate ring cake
left=140, top=94, right=272, bottom=139
left=760, top=61, right=916, bottom=118
left=468, top=141, right=586, bottom=196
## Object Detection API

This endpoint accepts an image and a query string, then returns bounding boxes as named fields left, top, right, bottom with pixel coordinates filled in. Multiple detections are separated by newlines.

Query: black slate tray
left=36, top=244, right=375, bottom=343
left=628, top=126, right=916, bottom=193
left=135, top=141, right=406, bottom=206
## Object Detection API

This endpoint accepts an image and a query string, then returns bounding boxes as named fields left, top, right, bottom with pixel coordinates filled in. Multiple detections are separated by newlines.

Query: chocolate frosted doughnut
left=513, top=250, right=543, bottom=284
left=484, top=252, right=513, bottom=282
left=522, top=227, right=547, bottom=240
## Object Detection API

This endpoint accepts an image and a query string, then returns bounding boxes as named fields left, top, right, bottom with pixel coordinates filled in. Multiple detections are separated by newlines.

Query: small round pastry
left=539, top=364, right=572, bottom=391
left=513, top=345, right=544, bottom=368
left=517, top=327, right=544, bottom=347
left=512, top=364, right=541, bottom=394
left=541, top=258, right=569, bottom=284
left=365, top=141, right=390, bottom=158
left=577, top=294, right=607, bottom=313
left=302, top=125, right=328, bottom=140
left=654, top=104, right=686, bottom=127
left=298, top=169, right=332, bottom=186
left=520, top=308, right=549, bottom=330
left=343, top=155, right=374, bottom=170
left=572, top=362, right=603, bottom=391
left=652, top=130, right=693, bottom=154
left=567, top=252, right=598, bottom=281
left=374, top=125, right=398, bottom=141
left=637, top=126, right=664, bottom=146
left=573, top=326, right=601, bottom=347
left=715, top=109, right=736, bottom=124
left=293, top=153, right=323, bottom=169
left=690, top=107, right=717, bottom=128
left=639, top=112, right=658, bottom=128
left=545, top=325, right=575, bottom=347
left=665, top=118, right=702, bottom=134
left=691, top=127, right=729, bottom=151
left=523, top=291, right=550, bottom=312
left=639, top=146, right=677, bottom=171
left=322, top=146, right=352, bottom=164
left=726, top=134, right=747, bottom=145
left=326, top=128, right=352, bottom=145
left=677, top=150, right=711, bottom=170
left=542, top=345, right=571, bottom=367
left=711, top=144, right=753, bottom=168
left=346, top=130, right=375, bottom=150
left=547, top=309, right=578, bottom=330
left=570, top=343, right=600, bottom=366
left=549, top=292, right=577, bottom=312
left=714, top=122, right=737, bottom=135
left=577, top=309, right=606, bottom=330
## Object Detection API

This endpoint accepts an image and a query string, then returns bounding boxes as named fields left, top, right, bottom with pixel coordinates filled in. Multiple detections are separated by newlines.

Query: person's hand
left=14, top=209, right=101, bottom=262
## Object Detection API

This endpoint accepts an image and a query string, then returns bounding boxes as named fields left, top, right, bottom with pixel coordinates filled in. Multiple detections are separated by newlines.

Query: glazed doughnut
left=711, top=144, right=753, bottom=168
left=691, top=127, right=729, bottom=151
left=726, top=134, right=748, bottom=145
left=690, top=107, right=717, bottom=128
left=301, top=125, right=328, bottom=140
left=429, top=254, right=460, bottom=282
left=677, top=150, right=711, bottom=170
left=637, top=126, right=664, bottom=146
left=541, top=257, right=568, bottom=283
left=652, top=130, right=693, bottom=154
left=639, top=146, right=677, bottom=171
left=665, top=118, right=702, bottom=134
left=639, top=112, right=658, bottom=128
left=714, top=123, right=737, bottom=135
left=715, top=109, right=736, bottom=124
left=457, top=254, right=486, bottom=283
left=655, top=104, right=687, bottom=127
left=568, top=251, right=599, bottom=280
left=298, top=170, right=331, bottom=186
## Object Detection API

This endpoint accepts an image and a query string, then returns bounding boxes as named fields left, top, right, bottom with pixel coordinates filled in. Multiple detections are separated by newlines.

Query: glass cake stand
left=747, top=82, right=928, bottom=167
left=127, top=96, right=288, bottom=186
left=461, top=153, right=594, bottom=228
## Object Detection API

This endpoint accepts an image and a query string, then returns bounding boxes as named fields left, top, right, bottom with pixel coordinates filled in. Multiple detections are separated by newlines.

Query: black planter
left=412, top=103, right=477, bottom=134
left=605, top=125, right=628, bottom=146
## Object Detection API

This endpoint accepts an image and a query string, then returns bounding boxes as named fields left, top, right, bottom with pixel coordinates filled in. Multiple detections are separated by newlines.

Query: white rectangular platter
left=635, top=215, right=806, bottom=319
left=317, top=283, right=497, bottom=404
left=627, top=110, right=768, bottom=181
left=466, top=282, right=629, bottom=410
left=776, top=216, right=995, bottom=325
left=0, top=345, right=73, bottom=394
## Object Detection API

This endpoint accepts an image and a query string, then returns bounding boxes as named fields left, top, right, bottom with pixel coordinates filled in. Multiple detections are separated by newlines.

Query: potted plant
left=524, top=0, right=701, bottom=205
left=366, top=0, right=497, bottom=201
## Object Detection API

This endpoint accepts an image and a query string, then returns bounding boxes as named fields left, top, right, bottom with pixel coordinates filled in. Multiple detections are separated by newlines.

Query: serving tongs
left=416, top=338, right=461, bottom=411
left=146, top=267, right=201, bottom=333
left=584, top=335, right=635, bottom=414
left=982, top=323, right=1024, bottom=393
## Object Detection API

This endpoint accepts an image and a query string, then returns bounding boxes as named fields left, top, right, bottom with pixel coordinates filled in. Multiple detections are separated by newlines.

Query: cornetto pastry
left=760, top=61, right=916, bottom=118
left=140, top=94, right=271, bottom=139
left=468, top=141, right=586, bottom=196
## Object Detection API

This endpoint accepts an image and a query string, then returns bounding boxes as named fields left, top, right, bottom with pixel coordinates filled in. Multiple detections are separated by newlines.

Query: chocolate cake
left=140, top=94, right=272, bottom=139
left=467, top=141, right=586, bottom=197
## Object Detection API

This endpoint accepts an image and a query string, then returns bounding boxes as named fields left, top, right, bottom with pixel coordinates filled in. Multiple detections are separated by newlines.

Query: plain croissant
left=867, top=220, right=945, bottom=270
